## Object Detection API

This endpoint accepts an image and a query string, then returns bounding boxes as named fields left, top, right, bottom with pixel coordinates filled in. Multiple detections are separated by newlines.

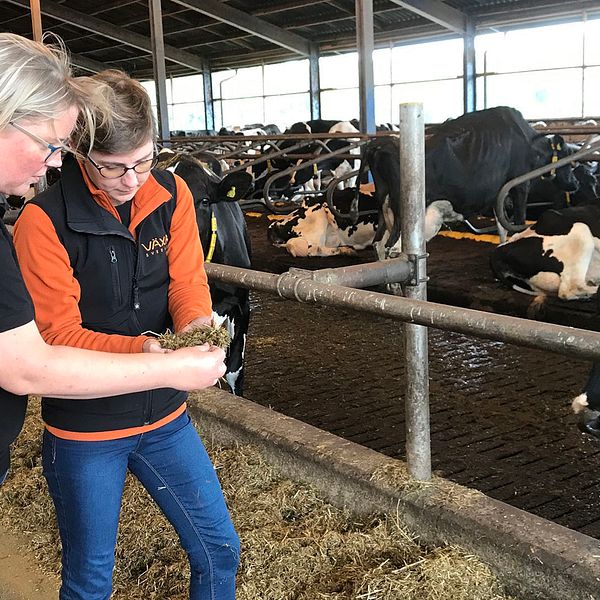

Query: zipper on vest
left=108, top=246, right=123, bottom=305
left=132, top=276, right=141, bottom=310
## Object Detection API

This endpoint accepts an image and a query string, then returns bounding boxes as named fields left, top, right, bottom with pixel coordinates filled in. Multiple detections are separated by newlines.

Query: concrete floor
left=241, top=211, right=600, bottom=539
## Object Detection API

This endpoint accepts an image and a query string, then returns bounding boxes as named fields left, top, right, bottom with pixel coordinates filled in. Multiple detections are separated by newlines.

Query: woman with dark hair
left=14, top=69, right=239, bottom=600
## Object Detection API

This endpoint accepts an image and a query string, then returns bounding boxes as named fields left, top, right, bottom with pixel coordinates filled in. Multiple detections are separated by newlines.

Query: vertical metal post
left=309, top=44, right=321, bottom=120
left=399, top=102, right=431, bottom=481
left=203, top=59, right=215, bottom=131
left=356, top=0, right=376, bottom=134
left=148, top=0, right=170, bottom=142
left=463, top=18, right=476, bottom=113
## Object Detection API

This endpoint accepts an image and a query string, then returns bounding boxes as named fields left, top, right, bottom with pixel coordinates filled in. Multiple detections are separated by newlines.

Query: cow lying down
left=490, top=205, right=600, bottom=301
left=267, top=189, right=461, bottom=257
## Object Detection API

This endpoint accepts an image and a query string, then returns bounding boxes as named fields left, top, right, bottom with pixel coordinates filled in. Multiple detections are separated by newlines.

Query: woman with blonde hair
left=14, top=68, right=239, bottom=599
left=0, top=34, right=225, bottom=485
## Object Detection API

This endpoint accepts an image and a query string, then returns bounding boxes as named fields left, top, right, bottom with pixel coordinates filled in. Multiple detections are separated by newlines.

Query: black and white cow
left=490, top=204, right=600, bottom=300
left=358, top=106, right=580, bottom=258
left=267, top=189, right=377, bottom=257
left=157, top=150, right=253, bottom=395
left=269, top=119, right=361, bottom=193
left=267, top=188, right=462, bottom=257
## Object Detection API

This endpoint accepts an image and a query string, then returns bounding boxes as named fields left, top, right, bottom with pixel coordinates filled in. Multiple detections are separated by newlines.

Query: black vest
left=25, top=156, right=186, bottom=433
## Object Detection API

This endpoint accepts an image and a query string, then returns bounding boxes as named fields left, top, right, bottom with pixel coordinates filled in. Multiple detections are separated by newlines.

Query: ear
left=218, top=171, right=253, bottom=201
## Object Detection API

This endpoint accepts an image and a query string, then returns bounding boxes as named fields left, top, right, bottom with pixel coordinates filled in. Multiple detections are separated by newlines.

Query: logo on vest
left=142, top=234, right=169, bottom=257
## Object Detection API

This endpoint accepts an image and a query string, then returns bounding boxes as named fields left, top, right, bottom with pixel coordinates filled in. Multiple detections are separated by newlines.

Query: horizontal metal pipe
left=289, top=257, right=412, bottom=287
left=205, top=263, right=600, bottom=361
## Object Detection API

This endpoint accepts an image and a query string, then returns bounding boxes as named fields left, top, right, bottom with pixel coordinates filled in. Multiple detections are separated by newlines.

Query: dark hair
left=74, top=69, right=157, bottom=154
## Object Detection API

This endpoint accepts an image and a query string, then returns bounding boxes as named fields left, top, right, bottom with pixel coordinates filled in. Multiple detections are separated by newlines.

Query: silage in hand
left=157, top=325, right=230, bottom=350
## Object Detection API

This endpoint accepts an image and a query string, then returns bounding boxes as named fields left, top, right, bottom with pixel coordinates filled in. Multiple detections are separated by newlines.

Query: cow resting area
left=0, top=397, right=517, bottom=600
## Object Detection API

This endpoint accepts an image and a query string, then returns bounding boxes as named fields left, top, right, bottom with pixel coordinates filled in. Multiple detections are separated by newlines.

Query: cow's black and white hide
left=157, top=150, right=253, bottom=396
left=358, top=106, right=580, bottom=257
left=490, top=204, right=600, bottom=301
left=269, top=120, right=361, bottom=195
left=267, top=188, right=462, bottom=258
left=267, top=189, right=377, bottom=257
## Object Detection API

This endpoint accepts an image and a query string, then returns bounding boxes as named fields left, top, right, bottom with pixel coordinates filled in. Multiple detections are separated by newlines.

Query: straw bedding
left=0, top=398, right=519, bottom=600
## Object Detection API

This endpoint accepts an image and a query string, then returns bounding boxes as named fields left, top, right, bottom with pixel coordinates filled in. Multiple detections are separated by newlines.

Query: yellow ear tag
left=227, top=186, right=236, bottom=198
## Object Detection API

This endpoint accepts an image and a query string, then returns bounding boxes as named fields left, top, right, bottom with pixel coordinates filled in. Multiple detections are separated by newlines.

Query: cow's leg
left=212, top=297, right=249, bottom=396
left=557, top=224, right=598, bottom=299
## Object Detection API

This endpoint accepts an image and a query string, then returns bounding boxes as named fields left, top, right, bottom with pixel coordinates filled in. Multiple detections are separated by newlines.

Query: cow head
left=156, top=151, right=252, bottom=261
left=543, top=134, right=580, bottom=193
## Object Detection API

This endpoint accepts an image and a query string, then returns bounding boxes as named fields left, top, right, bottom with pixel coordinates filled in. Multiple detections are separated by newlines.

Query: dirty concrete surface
left=241, top=211, right=600, bottom=539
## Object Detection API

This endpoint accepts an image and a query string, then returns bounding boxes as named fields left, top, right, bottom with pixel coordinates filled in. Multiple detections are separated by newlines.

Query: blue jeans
left=42, top=412, right=239, bottom=600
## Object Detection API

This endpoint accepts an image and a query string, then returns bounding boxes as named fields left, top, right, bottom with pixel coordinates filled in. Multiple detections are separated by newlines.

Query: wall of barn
left=141, top=16, right=600, bottom=134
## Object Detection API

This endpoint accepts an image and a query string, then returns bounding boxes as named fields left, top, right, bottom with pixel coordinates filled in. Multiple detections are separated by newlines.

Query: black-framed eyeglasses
left=10, top=121, right=74, bottom=162
left=86, top=154, right=159, bottom=179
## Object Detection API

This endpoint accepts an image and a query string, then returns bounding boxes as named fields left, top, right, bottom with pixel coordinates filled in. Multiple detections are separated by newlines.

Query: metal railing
left=204, top=104, right=600, bottom=482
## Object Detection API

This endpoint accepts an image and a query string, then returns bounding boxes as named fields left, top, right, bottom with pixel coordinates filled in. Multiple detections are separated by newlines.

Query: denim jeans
left=42, top=411, right=239, bottom=600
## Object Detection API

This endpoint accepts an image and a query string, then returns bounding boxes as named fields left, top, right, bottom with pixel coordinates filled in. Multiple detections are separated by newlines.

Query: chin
left=6, top=182, right=33, bottom=198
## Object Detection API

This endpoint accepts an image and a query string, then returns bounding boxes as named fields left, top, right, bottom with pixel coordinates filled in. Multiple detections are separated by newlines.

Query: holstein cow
left=271, top=119, right=361, bottom=193
left=357, top=106, right=579, bottom=258
left=157, top=150, right=253, bottom=395
left=490, top=204, right=600, bottom=300
left=267, top=189, right=377, bottom=257
left=267, top=188, right=462, bottom=258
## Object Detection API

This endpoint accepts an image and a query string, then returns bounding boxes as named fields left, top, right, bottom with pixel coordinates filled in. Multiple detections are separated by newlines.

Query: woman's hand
left=142, top=338, right=167, bottom=353
left=179, top=316, right=212, bottom=334
left=168, top=345, right=226, bottom=390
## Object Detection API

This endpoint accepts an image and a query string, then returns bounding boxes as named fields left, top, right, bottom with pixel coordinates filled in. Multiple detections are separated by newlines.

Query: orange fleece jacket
left=13, top=164, right=212, bottom=354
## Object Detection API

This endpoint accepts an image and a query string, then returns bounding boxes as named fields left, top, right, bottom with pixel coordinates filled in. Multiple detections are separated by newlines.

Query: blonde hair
left=0, top=32, right=112, bottom=152
left=73, top=69, right=157, bottom=155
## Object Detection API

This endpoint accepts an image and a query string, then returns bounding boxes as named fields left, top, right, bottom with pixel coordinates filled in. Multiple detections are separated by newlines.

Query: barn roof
left=2, top=0, right=599, bottom=78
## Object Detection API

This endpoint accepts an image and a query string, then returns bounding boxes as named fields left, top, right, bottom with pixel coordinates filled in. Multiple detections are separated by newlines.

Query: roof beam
left=388, top=0, right=467, bottom=34
left=69, top=53, right=109, bottom=74
left=170, top=0, right=312, bottom=56
left=5, top=0, right=206, bottom=72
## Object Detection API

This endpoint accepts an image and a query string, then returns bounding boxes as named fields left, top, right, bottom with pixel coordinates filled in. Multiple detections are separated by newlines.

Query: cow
left=157, top=150, right=253, bottom=396
left=527, top=162, right=599, bottom=214
left=357, top=106, right=580, bottom=259
left=489, top=204, right=600, bottom=301
left=267, top=188, right=462, bottom=258
left=268, top=119, right=361, bottom=195
left=267, top=189, right=377, bottom=257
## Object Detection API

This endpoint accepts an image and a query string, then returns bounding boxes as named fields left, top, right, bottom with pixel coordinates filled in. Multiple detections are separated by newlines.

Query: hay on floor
left=0, top=398, right=519, bottom=600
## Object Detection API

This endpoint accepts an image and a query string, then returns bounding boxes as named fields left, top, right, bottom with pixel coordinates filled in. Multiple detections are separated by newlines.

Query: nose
left=46, top=152, right=63, bottom=169
left=121, top=169, right=139, bottom=186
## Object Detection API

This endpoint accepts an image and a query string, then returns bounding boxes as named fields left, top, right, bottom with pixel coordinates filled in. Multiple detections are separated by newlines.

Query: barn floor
left=240, top=210, right=600, bottom=539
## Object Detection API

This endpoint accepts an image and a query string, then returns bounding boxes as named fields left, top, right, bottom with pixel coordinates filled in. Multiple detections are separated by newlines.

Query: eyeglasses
left=86, top=154, right=159, bottom=179
left=10, top=121, right=73, bottom=162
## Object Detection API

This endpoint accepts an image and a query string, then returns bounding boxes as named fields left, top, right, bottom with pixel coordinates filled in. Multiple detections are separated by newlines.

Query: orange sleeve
left=167, top=175, right=212, bottom=332
left=13, top=204, right=148, bottom=353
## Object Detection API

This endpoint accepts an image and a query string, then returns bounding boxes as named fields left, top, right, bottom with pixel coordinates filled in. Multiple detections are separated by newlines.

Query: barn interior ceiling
left=1, top=0, right=599, bottom=79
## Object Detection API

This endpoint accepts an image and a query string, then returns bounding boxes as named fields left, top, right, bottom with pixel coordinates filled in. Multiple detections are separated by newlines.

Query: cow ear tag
left=227, top=186, right=236, bottom=198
